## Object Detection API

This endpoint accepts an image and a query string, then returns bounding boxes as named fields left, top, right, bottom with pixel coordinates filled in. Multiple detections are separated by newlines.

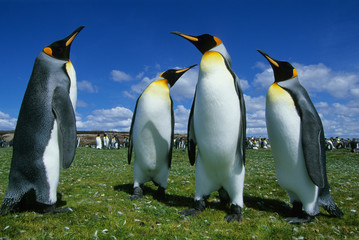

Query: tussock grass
left=0, top=147, right=358, bottom=239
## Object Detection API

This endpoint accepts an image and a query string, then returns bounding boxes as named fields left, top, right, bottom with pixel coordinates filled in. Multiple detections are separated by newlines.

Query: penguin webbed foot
left=224, top=204, right=242, bottom=223
left=285, top=201, right=314, bottom=224
left=179, top=199, right=206, bottom=217
left=129, top=186, right=143, bottom=200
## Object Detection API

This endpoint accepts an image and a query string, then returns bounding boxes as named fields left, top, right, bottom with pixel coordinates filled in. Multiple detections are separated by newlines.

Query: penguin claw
left=129, top=187, right=143, bottom=200
left=225, top=204, right=242, bottom=223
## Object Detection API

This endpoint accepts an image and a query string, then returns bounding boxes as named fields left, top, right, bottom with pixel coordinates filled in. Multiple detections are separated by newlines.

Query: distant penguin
left=0, top=26, right=84, bottom=215
left=103, top=133, right=110, bottom=149
left=258, top=49, right=344, bottom=223
left=96, top=134, right=102, bottom=149
left=172, top=31, right=246, bottom=222
left=128, top=65, right=196, bottom=200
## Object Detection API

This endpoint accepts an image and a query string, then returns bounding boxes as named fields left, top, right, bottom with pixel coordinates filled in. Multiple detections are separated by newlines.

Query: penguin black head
left=171, top=31, right=222, bottom=54
left=43, top=26, right=84, bottom=61
left=257, top=49, right=298, bottom=82
left=160, top=64, right=197, bottom=87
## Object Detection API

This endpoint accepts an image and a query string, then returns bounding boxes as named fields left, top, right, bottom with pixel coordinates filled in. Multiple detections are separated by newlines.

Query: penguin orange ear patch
left=43, top=47, right=53, bottom=56
left=292, top=68, right=298, bottom=78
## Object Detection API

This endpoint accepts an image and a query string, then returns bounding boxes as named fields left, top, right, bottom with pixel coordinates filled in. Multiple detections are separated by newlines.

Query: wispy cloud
left=0, top=111, right=17, bottom=130
left=76, top=106, right=133, bottom=132
left=111, top=70, right=133, bottom=82
left=78, top=80, right=98, bottom=93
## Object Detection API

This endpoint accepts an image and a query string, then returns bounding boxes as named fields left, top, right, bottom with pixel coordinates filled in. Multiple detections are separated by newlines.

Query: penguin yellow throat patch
left=267, top=82, right=293, bottom=104
left=200, top=51, right=224, bottom=71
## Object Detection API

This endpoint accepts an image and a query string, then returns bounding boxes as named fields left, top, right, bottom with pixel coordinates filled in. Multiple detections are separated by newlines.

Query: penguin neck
left=66, top=61, right=77, bottom=110
left=276, top=76, right=300, bottom=89
left=210, top=43, right=231, bottom=66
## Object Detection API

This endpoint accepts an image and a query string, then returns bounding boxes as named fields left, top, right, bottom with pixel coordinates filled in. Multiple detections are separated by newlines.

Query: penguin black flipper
left=52, top=86, right=77, bottom=169
left=187, top=90, right=197, bottom=166
left=224, top=58, right=246, bottom=166
left=280, top=80, right=326, bottom=188
left=128, top=97, right=140, bottom=165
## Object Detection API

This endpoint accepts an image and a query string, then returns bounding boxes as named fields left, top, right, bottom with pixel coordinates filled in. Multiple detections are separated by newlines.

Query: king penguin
left=128, top=64, right=196, bottom=200
left=0, top=26, right=84, bottom=215
left=257, top=50, right=344, bottom=223
left=172, top=32, right=246, bottom=222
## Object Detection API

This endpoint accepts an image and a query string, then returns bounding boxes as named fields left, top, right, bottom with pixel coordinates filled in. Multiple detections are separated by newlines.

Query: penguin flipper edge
left=52, top=87, right=77, bottom=169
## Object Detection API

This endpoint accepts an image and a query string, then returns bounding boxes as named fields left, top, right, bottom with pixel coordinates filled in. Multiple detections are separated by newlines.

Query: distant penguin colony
left=128, top=65, right=196, bottom=200
left=0, top=27, right=344, bottom=225
left=0, top=26, right=84, bottom=215
left=257, top=50, right=344, bottom=223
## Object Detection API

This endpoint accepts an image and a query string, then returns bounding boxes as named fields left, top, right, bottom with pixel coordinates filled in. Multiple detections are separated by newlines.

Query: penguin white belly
left=66, top=61, right=77, bottom=110
left=133, top=94, right=171, bottom=178
left=266, top=83, right=318, bottom=213
left=195, top=72, right=240, bottom=165
left=42, top=120, right=60, bottom=204
left=194, top=68, right=241, bottom=185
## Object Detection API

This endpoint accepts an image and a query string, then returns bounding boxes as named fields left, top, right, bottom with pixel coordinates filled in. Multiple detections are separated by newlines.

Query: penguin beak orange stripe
left=66, top=32, right=79, bottom=46
left=265, top=55, right=280, bottom=68
left=171, top=32, right=199, bottom=42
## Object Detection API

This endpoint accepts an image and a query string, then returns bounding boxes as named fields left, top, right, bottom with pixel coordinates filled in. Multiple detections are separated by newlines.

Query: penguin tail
left=319, top=189, right=344, bottom=217
left=0, top=198, right=18, bottom=216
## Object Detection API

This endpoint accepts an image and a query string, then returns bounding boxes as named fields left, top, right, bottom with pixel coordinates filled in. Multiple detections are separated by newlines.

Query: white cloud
left=170, top=69, right=198, bottom=101
left=174, top=105, right=190, bottom=134
left=77, top=80, right=98, bottom=93
left=0, top=111, right=17, bottom=130
left=76, top=99, right=88, bottom=108
left=239, top=79, right=250, bottom=91
left=76, top=106, right=133, bottom=132
left=111, top=70, right=133, bottom=82
left=254, top=61, right=359, bottom=100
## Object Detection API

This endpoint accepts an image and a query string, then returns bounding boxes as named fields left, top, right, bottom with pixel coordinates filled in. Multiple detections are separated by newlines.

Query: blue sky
left=1, top=0, right=359, bottom=138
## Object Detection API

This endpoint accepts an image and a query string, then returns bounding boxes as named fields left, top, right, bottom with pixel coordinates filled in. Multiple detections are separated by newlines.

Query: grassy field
left=0, top=147, right=358, bottom=239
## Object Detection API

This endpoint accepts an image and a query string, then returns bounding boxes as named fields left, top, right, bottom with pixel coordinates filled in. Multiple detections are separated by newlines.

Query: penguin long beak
left=171, top=31, right=199, bottom=42
left=175, top=64, right=197, bottom=74
left=65, top=26, right=85, bottom=47
left=257, top=49, right=279, bottom=68
left=160, top=64, right=197, bottom=87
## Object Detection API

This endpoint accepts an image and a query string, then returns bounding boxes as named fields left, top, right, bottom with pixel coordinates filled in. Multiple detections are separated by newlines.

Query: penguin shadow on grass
left=113, top=183, right=194, bottom=208
left=243, top=195, right=338, bottom=220
left=5, top=190, right=70, bottom=215
left=244, top=195, right=292, bottom=218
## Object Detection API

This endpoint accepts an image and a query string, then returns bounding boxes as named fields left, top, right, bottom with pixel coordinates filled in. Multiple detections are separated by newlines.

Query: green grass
left=0, top=147, right=358, bottom=239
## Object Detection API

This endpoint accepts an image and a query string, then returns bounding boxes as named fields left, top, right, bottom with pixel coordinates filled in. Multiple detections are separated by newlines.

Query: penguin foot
left=154, top=186, right=165, bottom=201
left=224, top=204, right=242, bottom=223
left=285, top=215, right=314, bottom=224
left=179, top=199, right=206, bottom=217
left=285, top=201, right=314, bottom=224
left=129, top=187, right=143, bottom=200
